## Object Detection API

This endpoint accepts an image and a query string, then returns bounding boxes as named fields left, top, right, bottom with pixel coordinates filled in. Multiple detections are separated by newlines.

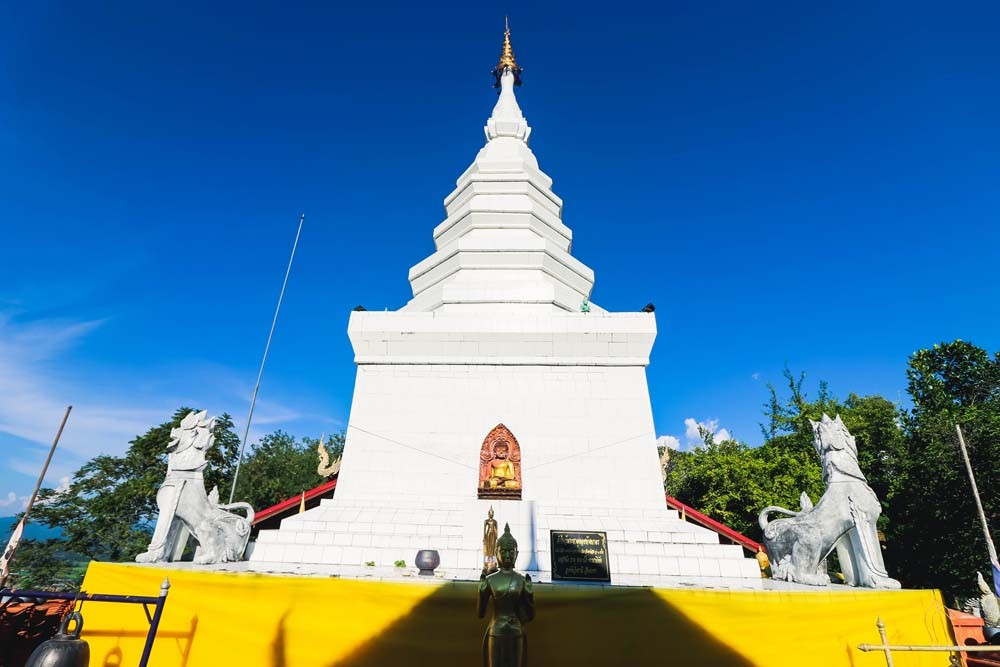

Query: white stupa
left=249, top=24, right=761, bottom=587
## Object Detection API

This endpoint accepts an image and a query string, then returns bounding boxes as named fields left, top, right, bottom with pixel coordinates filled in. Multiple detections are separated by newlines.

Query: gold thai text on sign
left=550, top=530, right=611, bottom=582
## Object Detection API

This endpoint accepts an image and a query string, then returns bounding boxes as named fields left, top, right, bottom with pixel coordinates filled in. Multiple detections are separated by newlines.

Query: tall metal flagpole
left=955, top=423, right=1000, bottom=594
left=0, top=405, right=72, bottom=587
left=228, top=214, right=305, bottom=504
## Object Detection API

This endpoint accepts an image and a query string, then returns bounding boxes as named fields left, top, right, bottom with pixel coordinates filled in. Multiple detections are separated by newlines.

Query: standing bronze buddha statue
left=477, top=523, right=534, bottom=667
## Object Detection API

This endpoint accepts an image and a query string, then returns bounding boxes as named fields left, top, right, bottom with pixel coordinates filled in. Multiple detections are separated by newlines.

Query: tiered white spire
left=403, top=23, right=597, bottom=314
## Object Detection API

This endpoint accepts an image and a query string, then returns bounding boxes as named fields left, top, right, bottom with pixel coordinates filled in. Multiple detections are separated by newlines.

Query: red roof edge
left=665, top=494, right=764, bottom=554
left=252, top=478, right=338, bottom=526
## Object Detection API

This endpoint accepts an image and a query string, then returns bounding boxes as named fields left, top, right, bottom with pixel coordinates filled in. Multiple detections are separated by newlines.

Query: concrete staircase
left=249, top=495, right=762, bottom=589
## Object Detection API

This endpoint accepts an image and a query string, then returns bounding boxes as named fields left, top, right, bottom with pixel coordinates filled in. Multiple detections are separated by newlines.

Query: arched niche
left=477, top=424, right=522, bottom=500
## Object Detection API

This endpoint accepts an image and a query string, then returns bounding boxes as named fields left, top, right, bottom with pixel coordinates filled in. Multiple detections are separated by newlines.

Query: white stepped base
left=249, top=495, right=762, bottom=588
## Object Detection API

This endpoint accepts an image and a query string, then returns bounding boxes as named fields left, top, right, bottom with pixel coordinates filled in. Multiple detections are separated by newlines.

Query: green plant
left=394, top=559, right=406, bottom=568
left=364, top=560, right=375, bottom=567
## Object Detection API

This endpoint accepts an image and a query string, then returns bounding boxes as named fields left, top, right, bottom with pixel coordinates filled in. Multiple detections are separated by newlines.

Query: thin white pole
left=0, top=405, right=72, bottom=586
left=955, top=424, right=999, bottom=564
left=228, top=214, right=304, bottom=504
left=24, top=406, right=73, bottom=523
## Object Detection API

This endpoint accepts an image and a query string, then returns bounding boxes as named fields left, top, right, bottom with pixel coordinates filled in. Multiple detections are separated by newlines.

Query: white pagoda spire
left=403, top=21, right=597, bottom=314
left=486, top=20, right=530, bottom=143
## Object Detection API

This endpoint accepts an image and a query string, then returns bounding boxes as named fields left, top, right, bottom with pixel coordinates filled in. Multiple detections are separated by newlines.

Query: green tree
left=13, top=408, right=346, bottom=589
left=11, top=408, right=238, bottom=587
left=668, top=437, right=787, bottom=540
left=27, top=408, right=239, bottom=565
left=841, top=393, right=906, bottom=528
left=6, top=539, right=85, bottom=591
left=889, top=341, right=1000, bottom=598
left=667, top=370, right=902, bottom=543
left=759, top=371, right=904, bottom=532
left=234, top=431, right=343, bottom=512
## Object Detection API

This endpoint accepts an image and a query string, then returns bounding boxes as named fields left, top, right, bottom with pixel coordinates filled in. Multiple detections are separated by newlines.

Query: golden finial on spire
left=492, top=17, right=523, bottom=89
left=499, top=16, right=516, bottom=69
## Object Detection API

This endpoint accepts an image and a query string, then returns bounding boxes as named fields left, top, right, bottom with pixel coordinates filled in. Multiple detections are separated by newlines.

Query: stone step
left=252, top=533, right=752, bottom=574
left=291, top=507, right=470, bottom=525
left=256, top=523, right=719, bottom=549
left=317, top=497, right=682, bottom=521
left=255, top=529, right=465, bottom=547
left=267, top=518, right=715, bottom=547
left=245, top=558, right=763, bottom=590
left=291, top=506, right=693, bottom=531
left=251, top=496, right=761, bottom=584
left=317, top=497, right=471, bottom=512
left=249, top=543, right=760, bottom=580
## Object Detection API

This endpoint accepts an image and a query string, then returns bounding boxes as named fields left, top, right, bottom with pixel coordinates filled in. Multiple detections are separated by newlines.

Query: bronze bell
left=25, top=610, right=90, bottom=667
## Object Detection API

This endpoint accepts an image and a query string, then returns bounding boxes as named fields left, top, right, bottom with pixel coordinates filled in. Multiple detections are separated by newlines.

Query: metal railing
left=1, top=577, right=170, bottom=667
left=857, top=616, right=1000, bottom=667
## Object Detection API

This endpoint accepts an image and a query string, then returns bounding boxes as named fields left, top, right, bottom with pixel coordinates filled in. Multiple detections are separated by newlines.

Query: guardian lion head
left=169, top=410, right=217, bottom=451
left=808, top=413, right=857, bottom=460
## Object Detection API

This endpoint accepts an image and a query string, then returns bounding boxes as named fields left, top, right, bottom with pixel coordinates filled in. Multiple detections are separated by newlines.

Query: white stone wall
left=334, top=363, right=665, bottom=510
left=249, top=310, right=762, bottom=586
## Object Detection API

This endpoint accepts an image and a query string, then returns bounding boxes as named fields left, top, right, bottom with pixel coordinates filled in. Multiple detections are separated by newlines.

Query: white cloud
left=685, top=418, right=731, bottom=443
left=54, top=476, right=71, bottom=494
left=0, top=311, right=318, bottom=476
left=684, top=417, right=704, bottom=442
left=32, top=475, right=73, bottom=508
left=656, top=435, right=681, bottom=450
left=660, top=417, right=734, bottom=450
left=0, top=314, right=162, bottom=458
left=0, top=491, right=28, bottom=510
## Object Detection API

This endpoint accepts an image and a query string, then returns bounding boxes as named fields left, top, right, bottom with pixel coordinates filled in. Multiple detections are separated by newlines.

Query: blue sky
left=2, top=2, right=998, bottom=508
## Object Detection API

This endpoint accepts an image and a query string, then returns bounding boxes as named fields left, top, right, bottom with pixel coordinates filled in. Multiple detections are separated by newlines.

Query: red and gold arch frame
left=477, top=424, right=522, bottom=500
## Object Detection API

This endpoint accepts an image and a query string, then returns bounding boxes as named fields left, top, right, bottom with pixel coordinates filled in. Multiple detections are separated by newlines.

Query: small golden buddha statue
left=483, top=506, right=499, bottom=575
left=478, top=524, right=534, bottom=667
left=483, top=443, right=520, bottom=490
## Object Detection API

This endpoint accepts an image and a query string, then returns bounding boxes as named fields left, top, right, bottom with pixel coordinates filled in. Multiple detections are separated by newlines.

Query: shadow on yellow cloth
left=80, top=562, right=953, bottom=666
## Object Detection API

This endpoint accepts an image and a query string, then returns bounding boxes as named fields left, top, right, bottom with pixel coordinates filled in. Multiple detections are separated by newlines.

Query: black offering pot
left=415, top=550, right=440, bottom=576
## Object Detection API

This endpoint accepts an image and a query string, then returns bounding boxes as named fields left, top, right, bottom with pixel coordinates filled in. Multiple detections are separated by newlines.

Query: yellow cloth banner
left=80, top=562, right=954, bottom=666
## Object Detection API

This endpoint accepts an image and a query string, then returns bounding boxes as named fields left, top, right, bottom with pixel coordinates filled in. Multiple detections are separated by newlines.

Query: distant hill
left=0, top=516, right=64, bottom=543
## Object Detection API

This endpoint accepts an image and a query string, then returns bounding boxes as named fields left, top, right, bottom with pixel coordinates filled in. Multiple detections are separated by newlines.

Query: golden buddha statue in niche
left=484, top=442, right=519, bottom=489
left=478, top=425, right=522, bottom=500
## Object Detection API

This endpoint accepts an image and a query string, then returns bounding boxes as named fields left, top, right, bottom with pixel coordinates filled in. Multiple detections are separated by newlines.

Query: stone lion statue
left=758, top=414, right=900, bottom=589
left=136, top=410, right=254, bottom=565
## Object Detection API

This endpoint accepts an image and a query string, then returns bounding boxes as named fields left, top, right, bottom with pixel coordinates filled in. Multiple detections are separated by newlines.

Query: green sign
left=550, top=530, right=611, bottom=582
